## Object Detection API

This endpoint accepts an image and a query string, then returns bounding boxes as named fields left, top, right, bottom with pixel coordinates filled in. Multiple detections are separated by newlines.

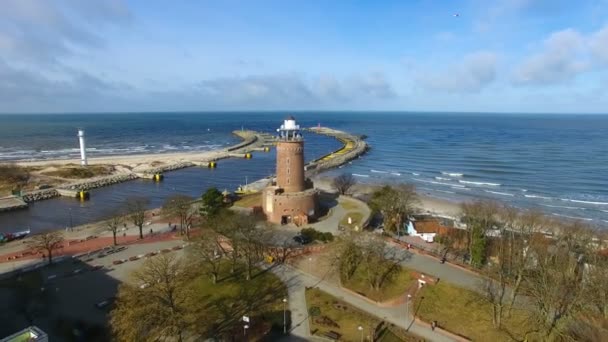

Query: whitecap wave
left=540, top=204, right=586, bottom=210
left=524, top=194, right=552, bottom=200
left=390, top=172, right=401, bottom=176
left=412, top=172, right=420, bottom=176
left=459, top=180, right=501, bottom=187
left=435, top=177, right=452, bottom=181
left=441, top=172, right=463, bottom=177
left=413, top=178, right=465, bottom=188
left=560, top=199, right=608, bottom=206
left=371, top=169, right=388, bottom=174
left=485, top=190, right=514, bottom=197
left=520, top=189, right=528, bottom=192
left=353, top=174, right=369, bottom=178
left=551, top=213, right=593, bottom=221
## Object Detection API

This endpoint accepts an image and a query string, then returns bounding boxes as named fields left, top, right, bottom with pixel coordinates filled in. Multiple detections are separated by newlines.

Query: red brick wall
left=276, top=140, right=305, bottom=192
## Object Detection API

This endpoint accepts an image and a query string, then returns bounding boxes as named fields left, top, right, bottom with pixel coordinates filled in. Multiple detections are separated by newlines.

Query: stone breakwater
left=239, top=127, right=369, bottom=193
left=142, top=161, right=195, bottom=175
left=22, top=189, right=60, bottom=203
left=6, top=127, right=363, bottom=208
left=64, top=173, right=140, bottom=191
left=304, top=127, right=369, bottom=176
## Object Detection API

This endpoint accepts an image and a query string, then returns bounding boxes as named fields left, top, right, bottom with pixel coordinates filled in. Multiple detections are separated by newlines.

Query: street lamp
left=243, top=324, right=249, bottom=339
left=282, top=298, right=288, bottom=334
left=68, top=207, right=73, bottom=230
left=406, top=294, right=412, bottom=329
left=358, top=325, right=363, bottom=342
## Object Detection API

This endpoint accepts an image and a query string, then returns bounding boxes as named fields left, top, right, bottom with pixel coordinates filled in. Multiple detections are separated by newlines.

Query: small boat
left=235, top=176, right=256, bottom=195
left=0, top=229, right=31, bottom=243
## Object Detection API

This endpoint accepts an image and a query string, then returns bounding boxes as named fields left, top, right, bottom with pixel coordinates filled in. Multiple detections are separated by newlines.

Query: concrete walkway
left=400, top=251, right=482, bottom=291
left=310, top=195, right=371, bottom=234
left=270, top=264, right=456, bottom=342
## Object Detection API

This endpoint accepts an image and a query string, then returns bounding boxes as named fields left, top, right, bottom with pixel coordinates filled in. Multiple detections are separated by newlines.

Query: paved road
left=270, top=264, right=456, bottom=342
left=399, top=250, right=482, bottom=291
left=310, top=195, right=371, bottom=234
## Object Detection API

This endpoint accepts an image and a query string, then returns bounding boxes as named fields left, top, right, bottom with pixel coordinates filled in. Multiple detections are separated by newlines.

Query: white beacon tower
left=77, top=129, right=87, bottom=166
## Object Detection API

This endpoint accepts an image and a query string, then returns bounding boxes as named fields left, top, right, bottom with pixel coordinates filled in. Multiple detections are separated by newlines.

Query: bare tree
left=522, top=221, right=591, bottom=340
left=585, top=231, right=608, bottom=320
left=105, top=214, right=124, bottom=246
left=460, top=200, right=499, bottom=267
left=332, top=233, right=363, bottom=282
left=189, top=231, right=224, bottom=284
left=211, top=211, right=242, bottom=274
left=503, top=209, right=548, bottom=315
left=360, top=235, right=404, bottom=290
left=26, top=230, right=64, bottom=265
left=110, top=254, right=201, bottom=342
left=234, top=214, right=264, bottom=281
left=332, top=173, right=356, bottom=195
left=125, top=197, right=149, bottom=239
left=369, top=184, right=419, bottom=234
left=162, top=195, right=196, bottom=239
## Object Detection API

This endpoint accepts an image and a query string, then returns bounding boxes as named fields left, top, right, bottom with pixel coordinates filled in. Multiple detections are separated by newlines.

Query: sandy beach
left=312, top=175, right=462, bottom=218
left=14, top=149, right=227, bottom=169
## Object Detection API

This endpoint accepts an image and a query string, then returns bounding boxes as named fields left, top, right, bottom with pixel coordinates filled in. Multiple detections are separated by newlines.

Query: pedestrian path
left=270, top=264, right=456, bottom=342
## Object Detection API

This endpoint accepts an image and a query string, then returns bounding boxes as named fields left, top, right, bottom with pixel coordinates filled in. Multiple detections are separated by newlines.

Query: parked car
left=293, top=234, right=311, bottom=245
left=95, top=297, right=116, bottom=310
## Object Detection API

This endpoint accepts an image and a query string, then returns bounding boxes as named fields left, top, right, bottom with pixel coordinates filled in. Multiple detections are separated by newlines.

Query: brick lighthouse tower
left=262, top=116, right=318, bottom=225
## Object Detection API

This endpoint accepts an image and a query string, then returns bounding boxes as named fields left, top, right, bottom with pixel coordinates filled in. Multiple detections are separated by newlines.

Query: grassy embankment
left=190, top=261, right=288, bottom=336
left=232, top=192, right=262, bottom=208
left=339, top=198, right=366, bottom=230
left=341, top=265, right=416, bottom=302
left=305, top=287, right=423, bottom=341
left=414, top=281, right=532, bottom=341
left=42, top=164, right=114, bottom=179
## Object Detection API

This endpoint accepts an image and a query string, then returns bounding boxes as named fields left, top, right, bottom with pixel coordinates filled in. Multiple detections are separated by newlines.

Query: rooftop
left=1, top=326, right=48, bottom=342
left=412, top=220, right=443, bottom=234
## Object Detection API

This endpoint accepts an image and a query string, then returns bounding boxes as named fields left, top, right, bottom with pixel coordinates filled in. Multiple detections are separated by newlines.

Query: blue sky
left=1, top=0, right=608, bottom=113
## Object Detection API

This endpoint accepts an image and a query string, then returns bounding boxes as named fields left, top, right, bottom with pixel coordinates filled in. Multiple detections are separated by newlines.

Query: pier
left=235, top=127, right=369, bottom=193
left=3, top=127, right=366, bottom=211
left=0, top=196, right=28, bottom=212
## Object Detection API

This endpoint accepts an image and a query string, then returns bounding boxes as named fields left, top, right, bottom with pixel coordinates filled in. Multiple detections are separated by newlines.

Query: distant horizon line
left=1, top=110, right=607, bottom=116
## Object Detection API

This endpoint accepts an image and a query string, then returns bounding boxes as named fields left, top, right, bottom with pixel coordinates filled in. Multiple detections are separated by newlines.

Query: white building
left=406, top=219, right=442, bottom=243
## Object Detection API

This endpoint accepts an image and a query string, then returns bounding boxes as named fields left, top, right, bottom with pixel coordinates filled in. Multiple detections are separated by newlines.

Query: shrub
left=300, top=228, right=334, bottom=243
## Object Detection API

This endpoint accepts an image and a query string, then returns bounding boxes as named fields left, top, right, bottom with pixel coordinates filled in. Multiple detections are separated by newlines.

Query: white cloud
left=590, top=26, right=608, bottom=64
left=513, top=29, right=588, bottom=85
left=417, top=52, right=498, bottom=93
left=195, top=72, right=396, bottom=107
left=0, top=0, right=131, bottom=64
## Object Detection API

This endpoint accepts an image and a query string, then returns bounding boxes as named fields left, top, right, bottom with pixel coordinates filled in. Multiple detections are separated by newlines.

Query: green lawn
left=414, top=282, right=532, bottom=341
left=190, top=261, right=287, bottom=334
left=306, top=287, right=380, bottom=341
left=306, top=288, right=421, bottom=342
left=377, top=326, right=426, bottom=342
left=341, top=265, right=415, bottom=302
left=232, top=193, right=261, bottom=208
left=340, top=199, right=360, bottom=211
left=340, top=211, right=364, bottom=229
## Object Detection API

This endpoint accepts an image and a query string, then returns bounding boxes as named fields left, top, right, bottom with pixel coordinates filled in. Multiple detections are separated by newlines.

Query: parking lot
left=0, top=238, right=186, bottom=339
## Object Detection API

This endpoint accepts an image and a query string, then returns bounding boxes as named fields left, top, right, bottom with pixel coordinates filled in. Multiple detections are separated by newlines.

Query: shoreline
left=0, top=126, right=367, bottom=211
left=312, top=176, right=462, bottom=218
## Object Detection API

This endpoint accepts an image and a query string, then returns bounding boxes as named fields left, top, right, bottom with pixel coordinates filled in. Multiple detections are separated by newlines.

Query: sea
left=0, top=112, right=607, bottom=233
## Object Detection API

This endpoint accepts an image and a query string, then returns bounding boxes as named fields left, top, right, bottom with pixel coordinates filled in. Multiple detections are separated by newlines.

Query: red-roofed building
left=406, top=219, right=449, bottom=242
